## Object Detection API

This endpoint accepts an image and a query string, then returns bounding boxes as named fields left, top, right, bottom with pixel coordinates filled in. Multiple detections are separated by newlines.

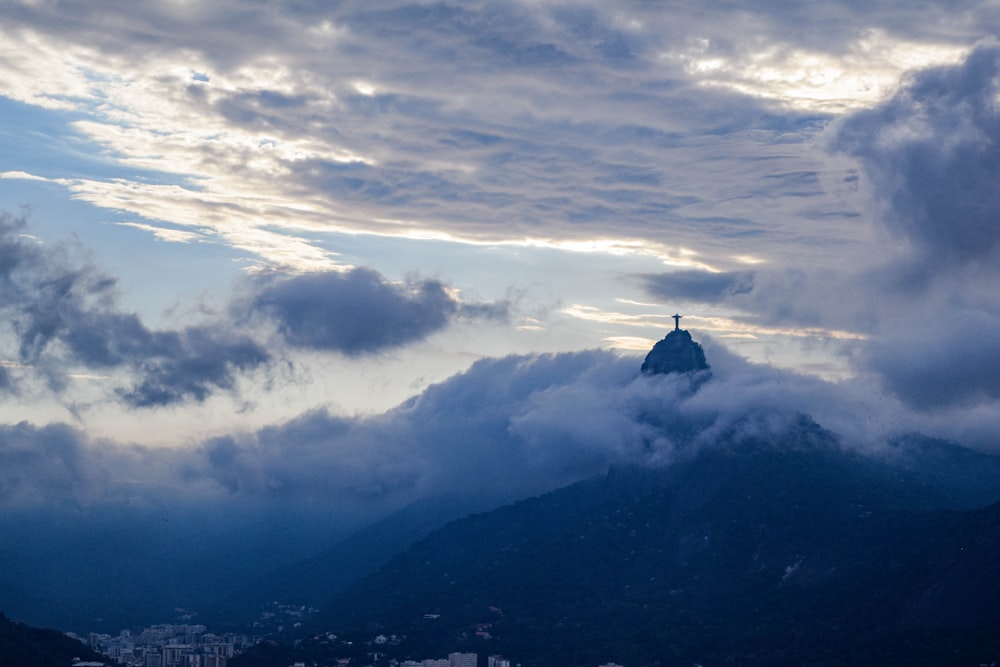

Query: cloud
left=236, top=268, right=504, bottom=356
left=116, top=222, right=203, bottom=244
left=0, top=0, right=882, bottom=273
left=117, top=327, right=271, bottom=408
left=863, top=307, right=1000, bottom=410
left=830, top=39, right=1000, bottom=268
left=820, top=42, right=1000, bottom=411
left=4, top=339, right=934, bottom=513
left=183, top=351, right=650, bottom=510
left=629, top=44, right=1000, bottom=419
left=641, top=270, right=755, bottom=304
left=0, top=421, right=108, bottom=508
left=3, top=5, right=1000, bottom=499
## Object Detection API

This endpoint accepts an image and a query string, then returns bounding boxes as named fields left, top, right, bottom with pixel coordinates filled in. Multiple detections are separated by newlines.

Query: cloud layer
left=2, top=334, right=936, bottom=516
left=4, top=0, right=975, bottom=274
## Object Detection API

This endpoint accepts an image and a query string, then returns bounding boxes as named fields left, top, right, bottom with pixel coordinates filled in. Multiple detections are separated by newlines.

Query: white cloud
left=672, top=30, right=968, bottom=112
left=0, top=170, right=50, bottom=181
left=116, top=221, right=203, bottom=243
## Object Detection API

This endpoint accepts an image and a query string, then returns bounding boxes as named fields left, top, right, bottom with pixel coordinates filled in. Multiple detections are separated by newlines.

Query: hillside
left=0, top=612, right=107, bottom=667
left=208, top=493, right=510, bottom=629
left=238, top=415, right=1000, bottom=667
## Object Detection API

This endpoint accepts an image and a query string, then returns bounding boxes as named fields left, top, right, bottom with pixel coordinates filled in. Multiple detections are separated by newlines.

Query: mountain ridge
left=234, top=413, right=1000, bottom=666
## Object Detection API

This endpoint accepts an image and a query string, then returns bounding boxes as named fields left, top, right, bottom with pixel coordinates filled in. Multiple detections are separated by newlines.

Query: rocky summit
left=640, top=328, right=709, bottom=375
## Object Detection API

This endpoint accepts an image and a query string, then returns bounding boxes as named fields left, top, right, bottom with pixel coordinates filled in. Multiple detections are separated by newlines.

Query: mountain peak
left=641, top=326, right=709, bottom=376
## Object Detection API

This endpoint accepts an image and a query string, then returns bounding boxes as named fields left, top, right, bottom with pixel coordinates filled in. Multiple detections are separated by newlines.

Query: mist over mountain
left=225, top=332, right=1000, bottom=666
left=4, top=326, right=1000, bottom=657
left=256, top=417, right=1000, bottom=666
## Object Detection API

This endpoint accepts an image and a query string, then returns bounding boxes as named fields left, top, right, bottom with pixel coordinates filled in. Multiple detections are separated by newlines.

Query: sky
left=2, top=0, right=1000, bottom=527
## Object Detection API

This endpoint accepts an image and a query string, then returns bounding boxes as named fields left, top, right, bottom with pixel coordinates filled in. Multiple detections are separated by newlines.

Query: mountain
left=215, top=329, right=719, bottom=629
left=231, top=330, right=1000, bottom=666
left=239, top=415, right=1000, bottom=667
left=0, top=612, right=107, bottom=667
left=208, top=493, right=510, bottom=629
left=640, top=327, right=709, bottom=376
left=882, top=432, right=1000, bottom=509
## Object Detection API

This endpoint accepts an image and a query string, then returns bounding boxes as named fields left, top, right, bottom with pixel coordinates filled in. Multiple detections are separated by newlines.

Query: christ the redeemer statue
left=672, top=313, right=682, bottom=331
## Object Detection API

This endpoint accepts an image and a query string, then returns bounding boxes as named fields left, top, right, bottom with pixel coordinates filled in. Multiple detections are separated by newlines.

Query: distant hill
left=237, top=415, right=1000, bottom=667
left=0, top=612, right=107, bottom=667
left=207, top=493, right=511, bottom=629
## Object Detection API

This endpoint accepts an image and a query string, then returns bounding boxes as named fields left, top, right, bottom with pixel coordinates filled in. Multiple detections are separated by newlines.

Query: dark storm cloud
left=236, top=268, right=507, bottom=355
left=821, top=42, right=1000, bottom=411
left=241, top=269, right=455, bottom=354
left=865, top=309, right=1000, bottom=409
left=642, top=270, right=755, bottom=304
left=831, top=39, right=1000, bottom=267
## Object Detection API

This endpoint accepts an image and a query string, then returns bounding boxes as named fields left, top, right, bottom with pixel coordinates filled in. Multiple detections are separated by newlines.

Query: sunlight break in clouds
left=674, top=30, right=969, bottom=112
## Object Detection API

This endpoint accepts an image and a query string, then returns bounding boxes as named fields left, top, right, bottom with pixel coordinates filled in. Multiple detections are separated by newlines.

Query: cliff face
left=640, top=329, right=709, bottom=375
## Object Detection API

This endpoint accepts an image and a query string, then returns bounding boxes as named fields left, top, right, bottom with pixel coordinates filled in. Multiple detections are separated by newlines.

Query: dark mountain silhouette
left=882, top=432, right=1000, bottom=509
left=0, top=612, right=107, bottom=667
left=640, top=327, right=709, bottom=376
left=235, top=415, right=1000, bottom=667
left=207, top=493, right=510, bottom=629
